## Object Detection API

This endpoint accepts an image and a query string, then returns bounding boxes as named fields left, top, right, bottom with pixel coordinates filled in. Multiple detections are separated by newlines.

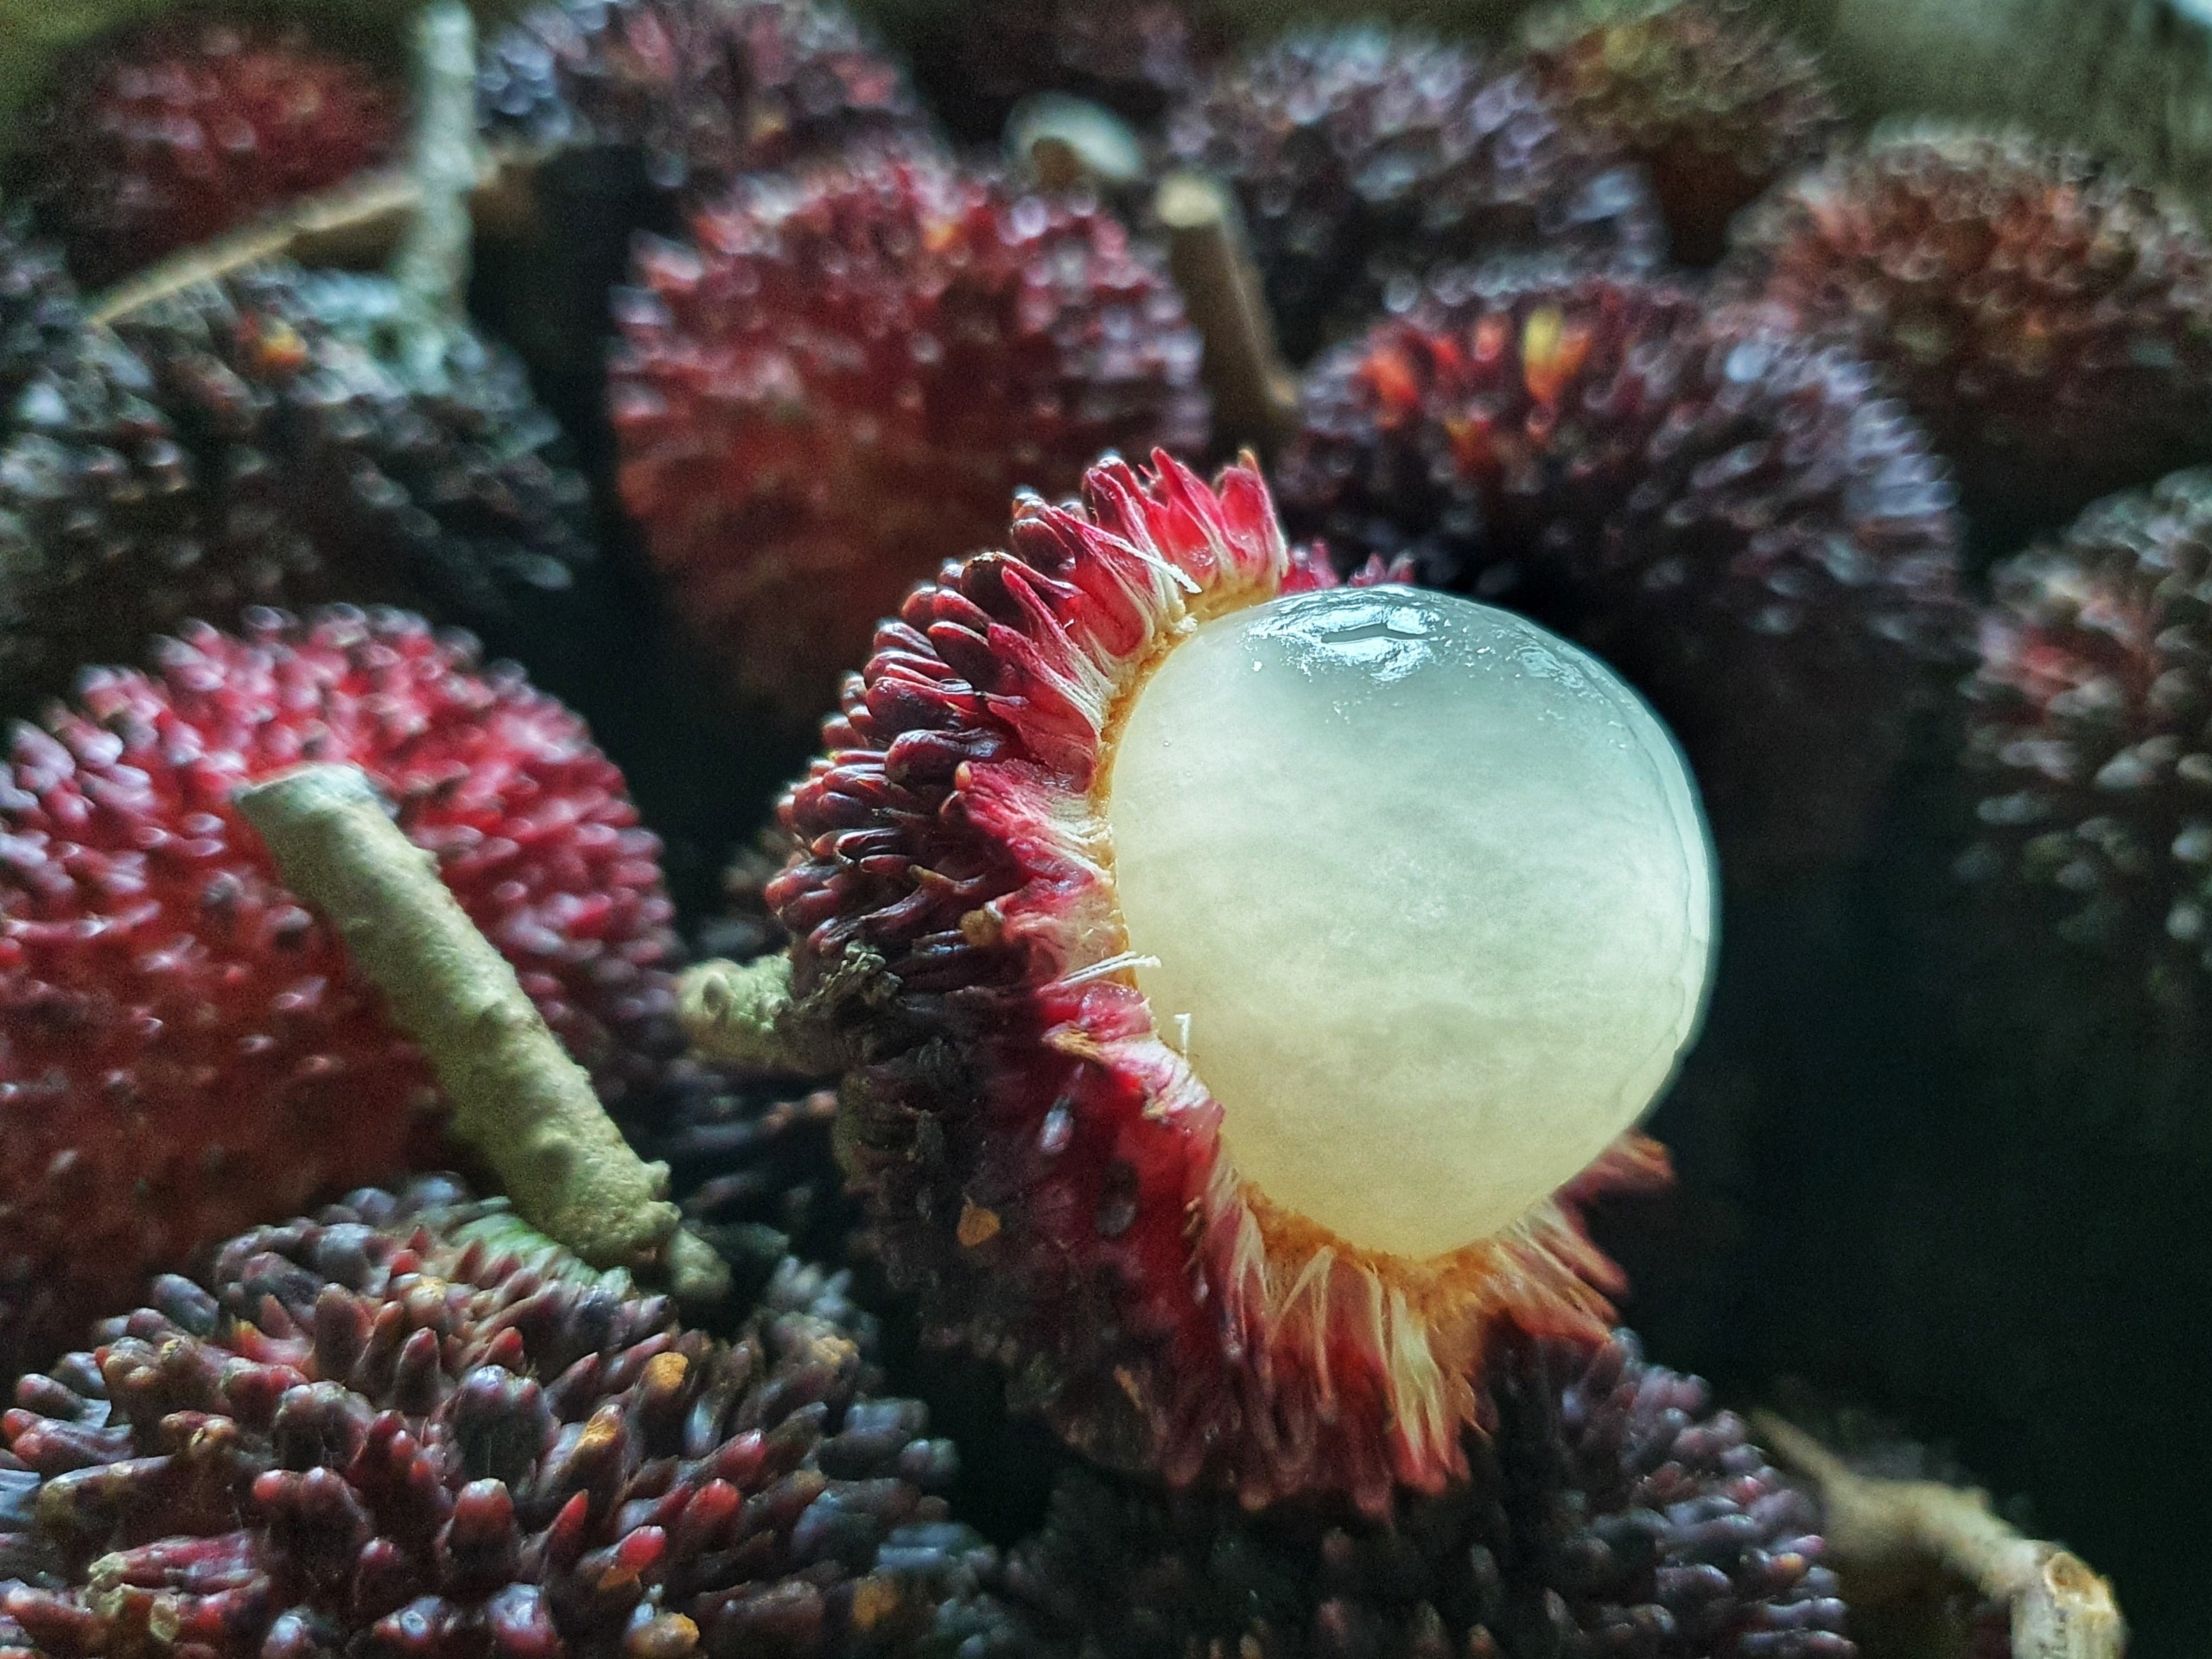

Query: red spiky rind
left=1276, top=272, right=1967, bottom=874
left=0, top=1180, right=989, bottom=1659
left=1001, top=1327, right=1854, bottom=1659
left=1166, top=28, right=1664, bottom=361
left=479, top=0, right=925, bottom=192
left=18, top=16, right=401, bottom=287
left=0, top=213, right=81, bottom=408
left=1523, top=0, right=1846, bottom=266
left=0, top=607, right=683, bottom=1369
left=3, top=259, right=603, bottom=718
left=766, top=451, right=1669, bottom=1516
left=610, top=149, right=1210, bottom=719
left=1961, top=469, right=2212, bottom=1020
left=1718, top=127, right=2212, bottom=550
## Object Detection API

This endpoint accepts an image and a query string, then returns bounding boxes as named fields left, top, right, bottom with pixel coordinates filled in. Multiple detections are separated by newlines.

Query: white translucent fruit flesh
left=1107, top=586, right=1715, bottom=1261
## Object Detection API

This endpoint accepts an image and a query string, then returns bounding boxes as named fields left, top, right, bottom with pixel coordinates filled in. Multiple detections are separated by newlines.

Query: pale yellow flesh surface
left=1106, top=586, right=1715, bottom=1261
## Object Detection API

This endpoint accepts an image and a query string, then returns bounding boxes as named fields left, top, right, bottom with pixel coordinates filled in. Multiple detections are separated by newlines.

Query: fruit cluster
left=3, top=0, right=2202, bottom=1651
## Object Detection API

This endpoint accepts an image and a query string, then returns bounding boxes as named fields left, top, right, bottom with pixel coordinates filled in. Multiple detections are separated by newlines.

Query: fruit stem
left=1008, top=94, right=1148, bottom=192
left=235, top=763, right=731, bottom=1306
left=1753, top=1413, right=2125, bottom=1659
left=391, top=0, right=482, bottom=340
left=86, top=174, right=420, bottom=327
left=86, top=5, right=528, bottom=332
left=677, top=955, right=850, bottom=1076
left=1154, top=171, right=1300, bottom=451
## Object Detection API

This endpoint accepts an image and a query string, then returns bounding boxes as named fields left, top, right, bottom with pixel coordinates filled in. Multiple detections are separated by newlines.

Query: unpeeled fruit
left=1721, top=129, right=2212, bottom=554
left=0, top=608, right=683, bottom=1367
left=612, top=149, right=1208, bottom=717
left=16, top=17, right=401, bottom=285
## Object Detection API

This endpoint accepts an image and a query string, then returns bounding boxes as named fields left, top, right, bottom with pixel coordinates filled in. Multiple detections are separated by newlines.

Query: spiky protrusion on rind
left=110, top=267, right=598, bottom=632
left=1960, top=470, right=2212, bottom=1033
left=766, top=452, right=1667, bottom=1516
left=1275, top=275, right=1965, bottom=873
left=0, top=1180, right=999, bottom=1659
left=0, top=218, right=79, bottom=409
left=658, top=1082, right=855, bottom=1271
left=1719, top=130, right=2212, bottom=553
left=1, top=218, right=311, bottom=715
left=0, top=258, right=597, bottom=715
left=1165, top=29, right=1662, bottom=362
left=1001, top=1332, right=1853, bottom=1659
left=0, top=608, right=683, bottom=1368
left=14, top=16, right=401, bottom=286
left=611, top=151, right=1209, bottom=718
left=479, top=0, right=924, bottom=192
left=1524, top=0, right=1845, bottom=266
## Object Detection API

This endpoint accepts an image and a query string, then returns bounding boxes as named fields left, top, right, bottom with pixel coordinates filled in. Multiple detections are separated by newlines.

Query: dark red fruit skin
left=479, top=0, right=925, bottom=193
left=1953, top=471, right=2212, bottom=1110
left=0, top=1180, right=1001, bottom=1659
left=610, top=149, right=1209, bottom=720
left=1719, top=130, right=2212, bottom=559
left=109, top=269, right=601, bottom=636
left=0, top=609, right=683, bottom=1370
left=1276, top=273, right=1967, bottom=874
left=0, top=214, right=80, bottom=407
left=475, top=0, right=926, bottom=440
left=1166, top=29, right=1663, bottom=362
left=0, top=241, right=601, bottom=721
left=1524, top=0, right=1845, bottom=266
left=763, top=454, right=1668, bottom=1517
left=998, top=1330, right=1854, bottom=1659
left=17, top=16, right=400, bottom=286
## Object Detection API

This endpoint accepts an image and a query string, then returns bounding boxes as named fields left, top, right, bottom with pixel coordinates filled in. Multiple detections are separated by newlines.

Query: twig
left=391, top=0, right=483, bottom=332
left=677, top=954, right=849, bottom=1077
left=1753, top=1413, right=2126, bottom=1659
left=83, top=149, right=543, bottom=330
left=86, top=171, right=420, bottom=327
left=235, top=764, right=729, bottom=1306
left=80, top=6, right=496, bottom=332
left=1154, top=171, right=1300, bottom=452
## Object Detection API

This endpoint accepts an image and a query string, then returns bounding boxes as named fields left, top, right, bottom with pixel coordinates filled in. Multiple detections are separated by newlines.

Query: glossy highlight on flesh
left=768, top=453, right=1680, bottom=1513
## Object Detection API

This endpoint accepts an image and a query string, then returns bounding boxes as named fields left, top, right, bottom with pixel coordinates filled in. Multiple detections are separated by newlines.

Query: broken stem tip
left=236, top=762, right=728, bottom=1304
left=1753, top=1413, right=2123, bottom=1659
left=677, top=953, right=842, bottom=1077
left=1154, top=169, right=1300, bottom=452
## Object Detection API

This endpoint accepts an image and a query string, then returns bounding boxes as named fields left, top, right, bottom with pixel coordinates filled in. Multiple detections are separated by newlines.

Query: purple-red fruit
left=1962, top=469, right=2212, bottom=1029
left=0, top=245, right=597, bottom=714
left=0, top=1182, right=994, bottom=1659
left=1721, top=130, right=2212, bottom=553
left=1524, top=0, right=1844, bottom=265
left=1167, top=29, right=1662, bottom=359
left=999, top=1331, right=1855, bottom=1659
left=0, top=609, right=682, bottom=1366
left=479, top=0, right=923, bottom=192
left=1276, top=274, right=1965, bottom=872
left=17, top=17, right=400, bottom=286
left=611, top=149, right=1207, bottom=717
